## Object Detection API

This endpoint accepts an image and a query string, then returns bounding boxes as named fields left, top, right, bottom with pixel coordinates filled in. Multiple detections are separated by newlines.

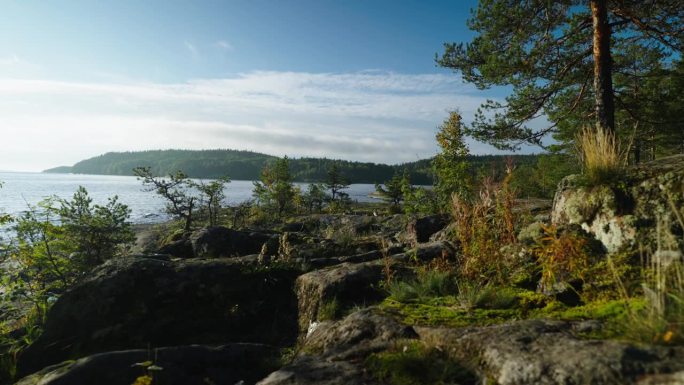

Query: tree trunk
left=590, top=0, right=615, bottom=133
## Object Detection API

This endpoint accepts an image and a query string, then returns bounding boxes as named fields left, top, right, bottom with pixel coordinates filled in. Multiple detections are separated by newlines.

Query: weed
left=451, top=163, right=519, bottom=284
left=532, top=224, right=590, bottom=292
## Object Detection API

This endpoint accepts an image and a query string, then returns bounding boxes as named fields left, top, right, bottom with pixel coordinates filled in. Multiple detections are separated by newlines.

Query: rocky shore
left=8, top=155, right=684, bottom=385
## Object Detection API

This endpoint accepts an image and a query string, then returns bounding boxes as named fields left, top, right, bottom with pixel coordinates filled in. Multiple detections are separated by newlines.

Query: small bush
left=575, top=125, right=629, bottom=184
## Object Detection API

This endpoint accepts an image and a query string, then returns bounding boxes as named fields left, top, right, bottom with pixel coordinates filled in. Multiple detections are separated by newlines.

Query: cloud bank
left=0, top=71, right=512, bottom=171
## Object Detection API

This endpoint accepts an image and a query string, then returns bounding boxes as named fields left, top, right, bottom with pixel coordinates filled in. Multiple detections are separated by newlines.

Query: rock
left=517, top=221, right=546, bottom=245
left=552, top=155, right=684, bottom=253
left=416, top=319, right=684, bottom=385
left=406, top=214, right=450, bottom=245
left=295, top=261, right=397, bottom=332
left=16, top=256, right=299, bottom=378
left=429, top=222, right=457, bottom=242
left=411, top=240, right=457, bottom=262
left=190, top=226, right=276, bottom=258
left=15, top=343, right=279, bottom=385
left=130, top=224, right=163, bottom=254
left=258, top=308, right=417, bottom=385
left=304, top=308, right=418, bottom=357
left=157, top=238, right=193, bottom=258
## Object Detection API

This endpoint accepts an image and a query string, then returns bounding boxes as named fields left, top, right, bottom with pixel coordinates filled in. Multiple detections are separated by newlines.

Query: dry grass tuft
left=575, top=126, right=629, bottom=184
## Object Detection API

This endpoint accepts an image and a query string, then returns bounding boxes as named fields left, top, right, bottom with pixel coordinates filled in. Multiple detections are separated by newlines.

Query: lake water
left=0, top=172, right=380, bottom=224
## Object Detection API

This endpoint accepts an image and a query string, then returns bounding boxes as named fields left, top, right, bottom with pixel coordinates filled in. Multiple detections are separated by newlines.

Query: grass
left=620, top=211, right=684, bottom=344
left=575, top=125, right=629, bottom=184
left=365, top=341, right=477, bottom=385
left=386, top=270, right=457, bottom=302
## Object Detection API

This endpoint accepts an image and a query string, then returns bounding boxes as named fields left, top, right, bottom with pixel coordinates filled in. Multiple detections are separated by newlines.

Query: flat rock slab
left=417, top=319, right=684, bottom=385
left=15, top=344, right=279, bottom=385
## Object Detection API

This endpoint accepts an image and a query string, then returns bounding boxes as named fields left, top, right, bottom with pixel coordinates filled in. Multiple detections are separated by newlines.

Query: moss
left=380, top=298, right=520, bottom=328
left=365, top=341, right=477, bottom=385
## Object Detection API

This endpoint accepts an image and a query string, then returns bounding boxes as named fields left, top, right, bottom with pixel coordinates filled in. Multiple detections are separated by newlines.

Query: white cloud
left=0, top=71, right=523, bottom=172
left=215, top=40, right=233, bottom=51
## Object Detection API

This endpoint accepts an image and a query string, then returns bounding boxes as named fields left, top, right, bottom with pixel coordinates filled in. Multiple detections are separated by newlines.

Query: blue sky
left=0, top=0, right=534, bottom=172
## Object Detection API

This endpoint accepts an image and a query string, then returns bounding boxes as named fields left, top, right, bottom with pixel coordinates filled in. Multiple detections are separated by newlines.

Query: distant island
left=44, top=149, right=539, bottom=184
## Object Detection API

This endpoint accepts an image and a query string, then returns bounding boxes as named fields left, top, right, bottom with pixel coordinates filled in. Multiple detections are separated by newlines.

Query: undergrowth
left=365, top=341, right=477, bottom=385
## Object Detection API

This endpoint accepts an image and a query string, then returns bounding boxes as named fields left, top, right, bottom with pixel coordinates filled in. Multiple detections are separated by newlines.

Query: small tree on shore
left=375, top=169, right=410, bottom=208
left=133, top=167, right=197, bottom=231
left=252, top=157, right=296, bottom=218
left=195, top=177, right=230, bottom=226
left=325, top=164, right=350, bottom=202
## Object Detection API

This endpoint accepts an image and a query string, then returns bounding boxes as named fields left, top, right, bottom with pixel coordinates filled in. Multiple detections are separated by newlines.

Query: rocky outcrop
left=552, top=155, right=684, bottom=253
left=411, top=240, right=457, bottom=262
left=15, top=344, right=280, bottom=385
left=295, top=261, right=397, bottom=332
left=405, top=214, right=450, bottom=245
left=417, top=319, right=684, bottom=385
left=258, top=308, right=417, bottom=385
left=16, top=256, right=299, bottom=378
left=190, top=226, right=276, bottom=258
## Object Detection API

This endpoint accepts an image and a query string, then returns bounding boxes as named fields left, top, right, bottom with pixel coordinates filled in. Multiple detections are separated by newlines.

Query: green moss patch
left=365, top=341, right=477, bottom=385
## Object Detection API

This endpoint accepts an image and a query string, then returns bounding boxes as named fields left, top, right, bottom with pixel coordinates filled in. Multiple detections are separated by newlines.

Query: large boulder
left=405, top=214, right=450, bottom=245
left=295, top=261, right=391, bottom=332
left=191, top=226, right=277, bottom=258
left=16, top=256, right=299, bottom=378
left=552, top=155, right=684, bottom=253
left=258, top=308, right=417, bottom=385
left=15, top=344, right=279, bottom=385
left=417, top=319, right=684, bottom=385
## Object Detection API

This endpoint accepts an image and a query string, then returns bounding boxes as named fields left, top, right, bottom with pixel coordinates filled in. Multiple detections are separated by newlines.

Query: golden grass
left=575, top=126, right=629, bottom=183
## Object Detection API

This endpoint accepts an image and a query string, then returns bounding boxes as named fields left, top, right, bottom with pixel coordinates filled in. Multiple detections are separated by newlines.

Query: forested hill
left=43, top=149, right=539, bottom=184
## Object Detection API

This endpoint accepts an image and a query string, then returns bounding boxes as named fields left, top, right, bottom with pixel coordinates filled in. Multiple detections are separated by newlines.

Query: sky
left=0, top=0, right=538, bottom=172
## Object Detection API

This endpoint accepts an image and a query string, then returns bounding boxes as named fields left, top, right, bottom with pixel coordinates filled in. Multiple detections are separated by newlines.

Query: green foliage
left=365, top=341, right=477, bottom=385
left=133, top=166, right=198, bottom=231
left=325, top=163, right=350, bottom=202
left=1, top=187, right=133, bottom=380
left=438, top=1, right=683, bottom=151
left=4, top=188, right=133, bottom=304
left=511, top=154, right=580, bottom=198
left=433, top=111, right=472, bottom=208
left=252, top=157, right=296, bottom=219
left=402, top=186, right=440, bottom=216
left=194, top=176, right=230, bottom=226
left=375, top=169, right=410, bottom=207
left=301, top=183, right=327, bottom=213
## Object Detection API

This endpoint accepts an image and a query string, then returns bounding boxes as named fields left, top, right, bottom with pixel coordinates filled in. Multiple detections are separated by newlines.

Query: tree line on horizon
left=42, top=148, right=544, bottom=186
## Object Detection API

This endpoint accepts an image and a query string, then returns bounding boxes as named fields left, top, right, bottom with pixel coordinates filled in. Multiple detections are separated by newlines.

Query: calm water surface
left=0, top=172, right=379, bottom=224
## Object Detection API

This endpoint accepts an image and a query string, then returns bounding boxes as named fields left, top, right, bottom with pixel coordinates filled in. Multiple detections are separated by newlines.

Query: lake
left=0, top=172, right=380, bottom=224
